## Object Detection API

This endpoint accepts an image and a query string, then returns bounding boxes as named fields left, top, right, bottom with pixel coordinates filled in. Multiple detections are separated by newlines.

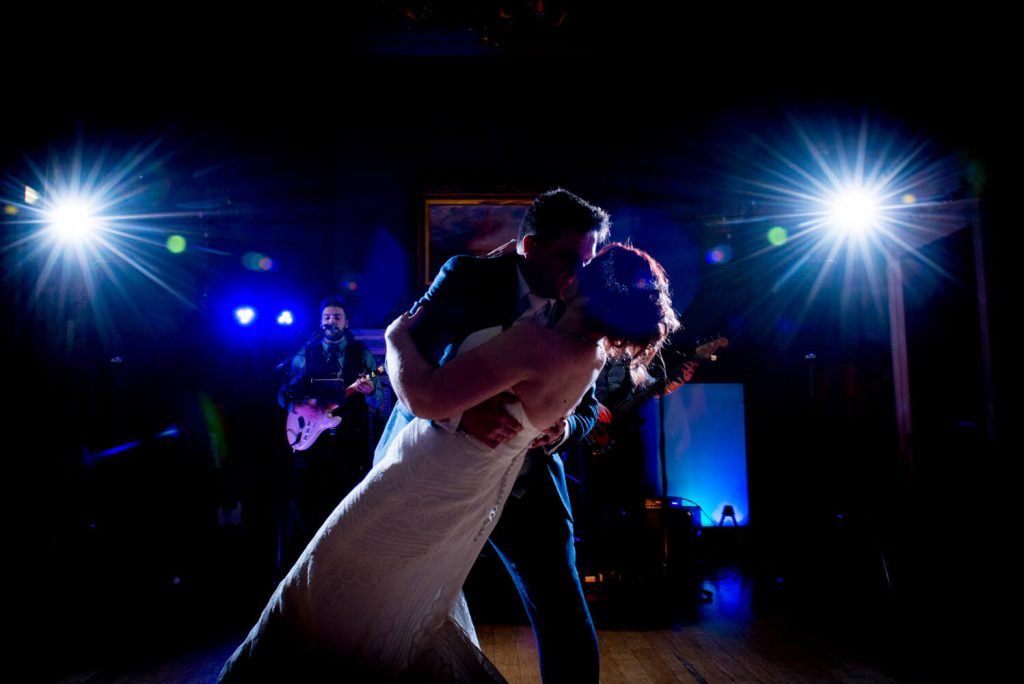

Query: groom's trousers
left=487, top=452, right=599, bottom=683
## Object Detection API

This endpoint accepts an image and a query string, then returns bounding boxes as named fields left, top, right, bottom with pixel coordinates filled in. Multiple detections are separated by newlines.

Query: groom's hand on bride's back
left=459, top=392, right=523, bottom=448
left=529, top=418, right=568, bottom=450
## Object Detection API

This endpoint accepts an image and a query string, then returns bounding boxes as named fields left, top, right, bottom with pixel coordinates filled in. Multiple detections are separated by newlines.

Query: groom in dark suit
left=374, top=188, right=610, bottom=682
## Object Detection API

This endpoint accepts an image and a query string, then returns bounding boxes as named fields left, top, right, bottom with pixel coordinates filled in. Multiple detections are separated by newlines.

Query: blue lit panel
left=638, top=384, right=750, bottom=526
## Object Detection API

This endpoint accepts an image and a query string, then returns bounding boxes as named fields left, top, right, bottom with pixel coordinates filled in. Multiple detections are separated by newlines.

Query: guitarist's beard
left=322, top=323, right=344, bottom=342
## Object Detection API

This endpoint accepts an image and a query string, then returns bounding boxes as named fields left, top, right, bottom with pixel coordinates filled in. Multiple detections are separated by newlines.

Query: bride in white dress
left=218, top=243, right=679, bottom=682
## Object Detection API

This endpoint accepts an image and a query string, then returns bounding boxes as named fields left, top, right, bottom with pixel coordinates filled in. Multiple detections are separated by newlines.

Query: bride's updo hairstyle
left=577, top=242, right=681, bottom=384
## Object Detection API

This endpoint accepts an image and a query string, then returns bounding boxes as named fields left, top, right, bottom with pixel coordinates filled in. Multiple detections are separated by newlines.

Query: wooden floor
left=57, top=573, right=909, bottom=683
left=57, top=621, right=900, bottom=684
left=478, top=620, right=899, bottom=684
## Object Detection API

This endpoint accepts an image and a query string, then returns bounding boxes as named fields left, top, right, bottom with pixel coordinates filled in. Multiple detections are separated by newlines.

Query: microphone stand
left=274, top=326, right=330, bottom=378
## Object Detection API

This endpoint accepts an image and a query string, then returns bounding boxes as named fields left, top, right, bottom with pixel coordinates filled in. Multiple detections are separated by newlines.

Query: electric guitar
left=285, top=365, right=385, bottom=451
left=586, top=336, right=729, bottom=454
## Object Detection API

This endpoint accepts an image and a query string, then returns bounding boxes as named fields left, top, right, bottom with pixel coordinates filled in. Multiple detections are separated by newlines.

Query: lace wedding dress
left=220, top=329, right=537, bottom=682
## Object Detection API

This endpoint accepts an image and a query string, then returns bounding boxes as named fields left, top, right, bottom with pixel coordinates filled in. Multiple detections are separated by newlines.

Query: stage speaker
left=642, top=497, right=700, bottom=576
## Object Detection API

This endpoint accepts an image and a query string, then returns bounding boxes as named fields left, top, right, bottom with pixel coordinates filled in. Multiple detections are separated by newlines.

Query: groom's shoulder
left=439, top=252, right=514, bottom=278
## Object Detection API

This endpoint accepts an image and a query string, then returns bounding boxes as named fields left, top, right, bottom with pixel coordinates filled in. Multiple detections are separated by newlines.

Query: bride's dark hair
left=577, top=242, right=680, bottom=384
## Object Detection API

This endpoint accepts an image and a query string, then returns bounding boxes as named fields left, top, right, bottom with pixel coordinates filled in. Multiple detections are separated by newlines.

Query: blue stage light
left=234, top=306, right=257, bottom=326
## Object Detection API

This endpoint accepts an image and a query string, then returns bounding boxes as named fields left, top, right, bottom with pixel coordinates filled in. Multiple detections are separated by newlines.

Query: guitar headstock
left=693, top=336, right=729, bottom=362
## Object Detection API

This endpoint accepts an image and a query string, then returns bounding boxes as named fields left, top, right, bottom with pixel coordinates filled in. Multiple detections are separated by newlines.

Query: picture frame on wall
left=421, top=195, right=533, bottom=285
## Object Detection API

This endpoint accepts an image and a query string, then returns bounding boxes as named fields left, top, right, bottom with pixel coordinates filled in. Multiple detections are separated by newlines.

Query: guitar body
left=286, top=409, right=342, bottom=451
left=587, top=411, right=643, bottom=456
left=587, top=422, right=612, bottom=452
left=283, top=365, right=386, bottom=451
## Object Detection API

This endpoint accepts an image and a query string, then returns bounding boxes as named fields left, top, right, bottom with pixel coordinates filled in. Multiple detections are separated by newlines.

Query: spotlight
left=234, top=307, right=257, bottom=326
left=277, top=310, right=294, bottom=326
left=47, top=197, right=99, bottom=243
left=827, top=185, right=881, bottom=235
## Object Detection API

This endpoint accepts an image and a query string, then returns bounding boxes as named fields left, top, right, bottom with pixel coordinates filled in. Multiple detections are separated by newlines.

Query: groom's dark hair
left=518, top=188, right=611, bottom=246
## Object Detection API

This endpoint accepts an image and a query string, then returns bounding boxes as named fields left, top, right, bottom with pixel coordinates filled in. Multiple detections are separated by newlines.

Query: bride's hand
left=385, top=304, right=426, bottom=341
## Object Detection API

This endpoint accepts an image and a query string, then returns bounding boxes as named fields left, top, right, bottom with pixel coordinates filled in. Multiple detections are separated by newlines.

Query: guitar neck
left=343, top=365, right=386, bottom=397
left=615, top=375, right=668, bottom=413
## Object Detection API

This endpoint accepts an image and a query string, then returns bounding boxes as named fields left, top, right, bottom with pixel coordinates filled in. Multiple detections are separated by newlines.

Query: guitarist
left=594, top=357, right=699, bottom=438
left=276, top=295, right=383, bottom=564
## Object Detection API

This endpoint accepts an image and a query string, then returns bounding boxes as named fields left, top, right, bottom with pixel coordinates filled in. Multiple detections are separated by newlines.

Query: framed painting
left=422, top=195, right=533, bottom=285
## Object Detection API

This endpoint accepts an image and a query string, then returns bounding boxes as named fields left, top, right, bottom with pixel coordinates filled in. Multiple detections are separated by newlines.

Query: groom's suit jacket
left=374, top=252, right=599, bottom=518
